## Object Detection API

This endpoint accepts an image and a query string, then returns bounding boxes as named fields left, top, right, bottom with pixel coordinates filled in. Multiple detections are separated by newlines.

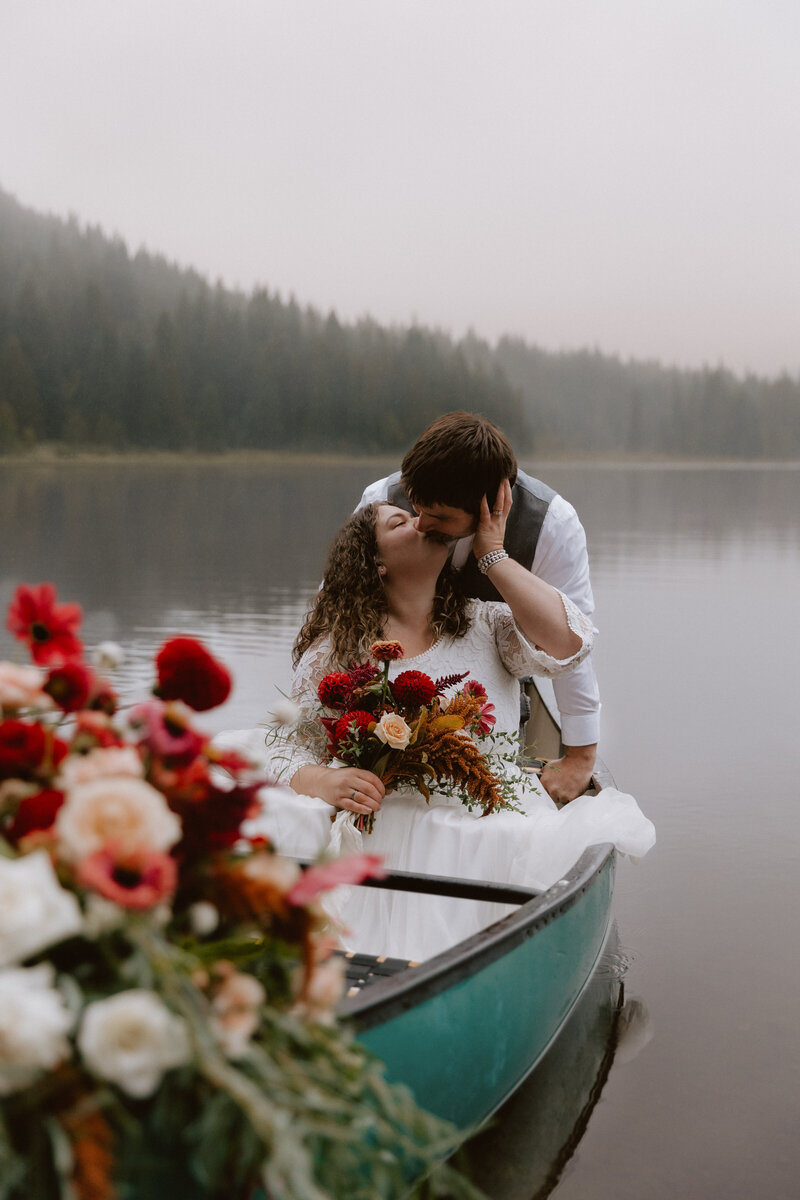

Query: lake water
left=2, top=458, right=799, bottom=1200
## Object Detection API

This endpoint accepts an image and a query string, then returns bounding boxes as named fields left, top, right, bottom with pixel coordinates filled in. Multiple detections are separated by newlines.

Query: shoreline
left=2, top=446, right=800, bottom=470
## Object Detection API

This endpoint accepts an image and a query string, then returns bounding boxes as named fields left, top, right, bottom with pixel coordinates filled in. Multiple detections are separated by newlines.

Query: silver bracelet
left=477, top=548, right=509, bottom=575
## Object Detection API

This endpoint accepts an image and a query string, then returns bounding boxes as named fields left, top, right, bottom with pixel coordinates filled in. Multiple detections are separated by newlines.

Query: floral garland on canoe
left=0, top=585, right=484, bottom=1200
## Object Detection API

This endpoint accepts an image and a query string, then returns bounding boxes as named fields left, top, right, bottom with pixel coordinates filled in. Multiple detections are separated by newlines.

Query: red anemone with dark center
left=45, top=661, right=95, bottom=713
left=6, top=583, right=84, bottom=666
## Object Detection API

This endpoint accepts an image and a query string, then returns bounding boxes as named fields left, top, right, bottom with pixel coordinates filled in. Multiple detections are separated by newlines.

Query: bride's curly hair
left=292, top=503, right=471, bottom=667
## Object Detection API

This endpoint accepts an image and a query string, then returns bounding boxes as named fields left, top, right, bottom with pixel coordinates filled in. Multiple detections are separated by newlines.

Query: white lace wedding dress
left=227, top=597, right=655, bottom=962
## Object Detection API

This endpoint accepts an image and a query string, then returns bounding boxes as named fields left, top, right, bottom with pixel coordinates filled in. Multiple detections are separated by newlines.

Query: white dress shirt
left=357, top=475, right=601, bottom=747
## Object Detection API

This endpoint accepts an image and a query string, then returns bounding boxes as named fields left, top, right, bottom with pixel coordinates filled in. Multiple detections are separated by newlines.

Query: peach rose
left=241, top=852, right=302, bottom=894
left=374, top=712, right=411, bottom=750
left=57, top=746, right=144, bottom=790
left=0, top=662, right=52, bottom=711
left=292, top=957, right=346, bottom=1024
left=55, top=776, right=182, bottom=862
left=211, top=967, right=266, bottom=1058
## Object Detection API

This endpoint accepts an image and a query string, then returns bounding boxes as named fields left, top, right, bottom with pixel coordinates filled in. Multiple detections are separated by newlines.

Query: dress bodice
left=279, top=596, right=595, bottom=783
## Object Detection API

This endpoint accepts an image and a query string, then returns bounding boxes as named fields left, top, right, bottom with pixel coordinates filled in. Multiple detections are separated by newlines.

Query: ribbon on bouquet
left=327, top=808, right=365, bottom=856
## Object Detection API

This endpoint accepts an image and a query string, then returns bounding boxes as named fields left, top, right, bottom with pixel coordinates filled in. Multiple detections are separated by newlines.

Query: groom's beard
left=423, top=531, right=458, bottom=546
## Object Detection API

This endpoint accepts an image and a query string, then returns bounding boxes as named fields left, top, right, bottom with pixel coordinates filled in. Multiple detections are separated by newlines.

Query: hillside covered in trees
left=1, top=185, right=798, bottom=458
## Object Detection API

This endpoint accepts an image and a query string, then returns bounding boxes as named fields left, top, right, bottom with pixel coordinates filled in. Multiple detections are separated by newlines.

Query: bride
left=238, top=484, right=655, bottom=961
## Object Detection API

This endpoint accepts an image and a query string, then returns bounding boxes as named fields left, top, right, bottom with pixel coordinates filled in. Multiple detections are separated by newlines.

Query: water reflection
left=461, top=931, right=651, bottom=1199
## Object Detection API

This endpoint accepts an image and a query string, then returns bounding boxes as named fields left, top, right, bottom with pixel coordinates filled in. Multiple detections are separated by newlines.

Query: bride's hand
left=472, top=478, right=513, bottom=561
left=291, top=764, right=385, bottom=814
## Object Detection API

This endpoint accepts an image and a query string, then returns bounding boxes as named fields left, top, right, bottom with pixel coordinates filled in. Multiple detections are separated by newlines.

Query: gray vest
left=385, top=469, right=555, bottom=602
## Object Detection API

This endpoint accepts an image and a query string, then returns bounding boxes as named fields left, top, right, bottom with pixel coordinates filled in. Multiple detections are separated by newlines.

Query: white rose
left=0, top=851, right=84, bottom=968
left=0, top=963, right=74, bottom=1095
left=78, top=989, right=192, bottom=1097
left=0, top=662, right=52, bottom=711
left=374, top=712, right=412, bottom=750
left=92, top=641, right=125, bottom=671
left=57, top=746, right=144, bottom=790
left=55, top=776, right=182, bottom=862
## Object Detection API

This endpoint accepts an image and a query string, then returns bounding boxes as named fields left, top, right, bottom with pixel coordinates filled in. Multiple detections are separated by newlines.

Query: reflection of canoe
left=337, top=679, right=619, bottom=1131
left=460, top=931, right=630, bottom=1199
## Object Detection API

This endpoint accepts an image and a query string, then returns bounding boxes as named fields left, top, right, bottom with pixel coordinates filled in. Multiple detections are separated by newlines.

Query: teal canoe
left=337, top=680, right=618, bottom=1130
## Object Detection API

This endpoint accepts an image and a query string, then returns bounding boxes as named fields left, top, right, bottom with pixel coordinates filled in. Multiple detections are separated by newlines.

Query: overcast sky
left=3, top=1, right=799, bottom=376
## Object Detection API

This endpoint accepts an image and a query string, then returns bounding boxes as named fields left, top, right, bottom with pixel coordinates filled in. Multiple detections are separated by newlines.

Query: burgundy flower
left=317, top=672, right=352, bottom=709
left=44, top=661, right=95, bottom=712
left=391, top=670, right=436, bottom=708
left=6, top=583, right=83, bottom=666
left=154, top=637, right=232, bottom=712
left=0, top=719, right=47, bottom=779
left=78, top=843, right=178, bottom=910
left=88, top=678, right=118, bottom=716
left=172, top=781, right=261, bottom=858
left=4, top=787, right=65, bottom=843
left=369, top=640, right=404, bottom=663
left=287, top=854, right=386, bottom=907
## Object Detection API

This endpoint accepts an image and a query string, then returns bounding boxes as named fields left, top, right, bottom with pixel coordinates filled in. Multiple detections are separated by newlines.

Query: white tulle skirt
left=223, top=729, right=656, bottom=963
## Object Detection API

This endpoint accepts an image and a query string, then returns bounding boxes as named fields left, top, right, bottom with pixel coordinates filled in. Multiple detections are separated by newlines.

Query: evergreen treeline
left=481, top=338, right=800, bottom=458
left=1, top=184, right=798, bottom=458
left=0, top=187, right=522, bottom=453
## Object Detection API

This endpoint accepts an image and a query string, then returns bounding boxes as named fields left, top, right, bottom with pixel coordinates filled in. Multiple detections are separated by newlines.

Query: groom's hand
left=472, top=478, right=513, bottom=561
left=540, top=744, right=597, bottom=804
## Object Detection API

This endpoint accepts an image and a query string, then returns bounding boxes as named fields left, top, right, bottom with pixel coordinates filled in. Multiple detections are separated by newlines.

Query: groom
left=356, top=411, right=600, bottom=804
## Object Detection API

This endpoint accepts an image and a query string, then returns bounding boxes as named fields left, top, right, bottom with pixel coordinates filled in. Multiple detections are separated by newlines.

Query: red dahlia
left=317, top=672, right=352, bottom=708
left=332, top=709, right=374, bottom=754
left=154, top=637, right=232, bottom=712
left=391, top=670, right=436, bottom=708
left=5, top=788, right=65, bottom=843
left=6, top=583, right=83, bottom=666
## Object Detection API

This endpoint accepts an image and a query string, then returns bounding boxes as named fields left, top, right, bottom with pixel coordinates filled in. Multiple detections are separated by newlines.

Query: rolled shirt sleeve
left=533, top=496, right=600, bottom=745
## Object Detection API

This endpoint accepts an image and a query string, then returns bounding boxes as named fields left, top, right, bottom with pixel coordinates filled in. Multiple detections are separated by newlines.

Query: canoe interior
left=341, top=843, right=615, bottom=1129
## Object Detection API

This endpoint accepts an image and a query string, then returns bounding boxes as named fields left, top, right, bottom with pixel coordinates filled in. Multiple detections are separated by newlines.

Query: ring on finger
left=350, top=789, right=357, bottom=801
left=492, top=508, right=502, bottom=515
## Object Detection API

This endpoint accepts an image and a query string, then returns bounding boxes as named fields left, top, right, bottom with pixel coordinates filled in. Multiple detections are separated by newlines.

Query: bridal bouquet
left=316, top=640, right=523, bottom=832
left=0, top=586, right=482, bottom=1200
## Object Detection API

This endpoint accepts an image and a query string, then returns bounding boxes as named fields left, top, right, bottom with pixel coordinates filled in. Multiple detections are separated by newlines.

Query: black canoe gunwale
left=337, top=838, right=616, bottom=1031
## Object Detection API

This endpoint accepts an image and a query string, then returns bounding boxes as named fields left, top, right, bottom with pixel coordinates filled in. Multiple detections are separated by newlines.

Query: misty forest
left=0, top=185, right=798, bottom=459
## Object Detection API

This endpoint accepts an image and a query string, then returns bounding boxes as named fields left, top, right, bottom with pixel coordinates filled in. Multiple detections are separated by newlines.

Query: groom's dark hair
left=400, top=411, right=518, bottom=517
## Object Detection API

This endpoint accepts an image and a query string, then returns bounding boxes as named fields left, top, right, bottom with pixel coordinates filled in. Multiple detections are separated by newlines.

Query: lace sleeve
left=268, top=640, right=333, bottom=783
left=486, top=593, right=596, bottom=679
